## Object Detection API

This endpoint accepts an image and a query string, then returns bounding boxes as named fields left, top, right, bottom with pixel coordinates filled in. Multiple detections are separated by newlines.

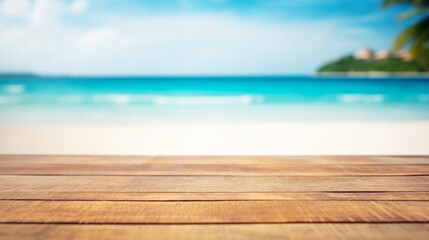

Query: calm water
left=1, top=76, right=429, bottom=124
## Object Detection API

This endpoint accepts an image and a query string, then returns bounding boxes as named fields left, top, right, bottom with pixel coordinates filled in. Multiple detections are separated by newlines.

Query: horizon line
left=1, top=72, right=429, bottom=79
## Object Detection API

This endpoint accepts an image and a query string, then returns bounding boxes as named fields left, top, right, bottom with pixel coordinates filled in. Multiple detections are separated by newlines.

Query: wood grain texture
left=2, top=155, right=429, bottom=239
left=2, top=162, right=429, bottom=176
left=2, top=175, right=429, bottom=192
left=0, top=155, right=153, bottom=163
left=149, top=156, right=429, bottom=165
left=3, top=191, right=429, bottom=201
left=1, top=224, right=428, bottom=240
left=1, top=201, right=429, bottom=224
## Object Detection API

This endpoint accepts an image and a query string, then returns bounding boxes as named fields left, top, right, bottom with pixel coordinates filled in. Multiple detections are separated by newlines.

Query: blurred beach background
left=0, top=0, right=428, bottom=155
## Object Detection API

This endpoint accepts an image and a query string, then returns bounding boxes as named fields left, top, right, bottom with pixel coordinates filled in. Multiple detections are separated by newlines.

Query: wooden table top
left=0, top=155, right=428, bottom=239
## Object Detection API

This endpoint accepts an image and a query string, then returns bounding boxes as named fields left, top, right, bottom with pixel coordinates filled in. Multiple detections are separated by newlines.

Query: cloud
left=29, top=0, right=65, bottom=27
left=69, top=0, right=88, bottom=15
left=0, top=0, right=31, bottom=18
left=0, top=0, right=387, bottom=75
left=77, top=28, right=117, bottom=47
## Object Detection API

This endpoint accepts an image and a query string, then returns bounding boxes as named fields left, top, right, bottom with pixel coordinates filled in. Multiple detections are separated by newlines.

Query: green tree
left=383, top=0, right=429, bottom=70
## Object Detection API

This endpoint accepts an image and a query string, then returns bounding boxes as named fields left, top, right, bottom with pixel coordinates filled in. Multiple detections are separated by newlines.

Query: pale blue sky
left=0, top=0, right=413, bottom=75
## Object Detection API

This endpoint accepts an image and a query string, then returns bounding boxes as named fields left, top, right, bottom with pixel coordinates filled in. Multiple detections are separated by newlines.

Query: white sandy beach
left=0, top=121, right=428, bottom=155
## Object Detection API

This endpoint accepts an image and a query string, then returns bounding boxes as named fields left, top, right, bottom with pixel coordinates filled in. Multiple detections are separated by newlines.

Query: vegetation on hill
left=317, top=55, right=424, bottom=73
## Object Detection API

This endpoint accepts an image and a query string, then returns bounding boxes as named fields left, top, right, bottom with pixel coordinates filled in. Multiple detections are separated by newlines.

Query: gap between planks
left=2, top=191, right=429, bottom=201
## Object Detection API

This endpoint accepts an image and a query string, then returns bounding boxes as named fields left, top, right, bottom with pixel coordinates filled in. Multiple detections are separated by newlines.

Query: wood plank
left=2, top=155, right=429, bottom=165
left=1, top=175, right=428, bottom=193
left=1, top=201, right=429, bottom=223
left=2, top=162, right=429, bottom=176
left=1, top=224, right=428, bottom=240
left=2, top=191, right=429, bottom=201
left=149, top=156, right=429, bottom=165
left=0, top=155, right=154, bottom=163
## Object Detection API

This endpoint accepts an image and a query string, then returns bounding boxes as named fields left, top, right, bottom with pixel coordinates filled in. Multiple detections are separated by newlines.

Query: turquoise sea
left=1, top=76, right=429, bottom=124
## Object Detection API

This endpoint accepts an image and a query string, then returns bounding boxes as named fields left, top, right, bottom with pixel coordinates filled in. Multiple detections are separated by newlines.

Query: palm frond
left=393, top=17, right=429, bottom=49
left=385, top=0, right=429, bottom=70
left=409, top=28, right=429, bottom=56
left=383, top=0, right=429, bottom=8
left=398, top=6, right=429, bottom=20
left=393, top=24, right=420, bottom=50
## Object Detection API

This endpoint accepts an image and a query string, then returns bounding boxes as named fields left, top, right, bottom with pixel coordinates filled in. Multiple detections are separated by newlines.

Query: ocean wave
left=337, top=94, right=386, bottom=103
left=91, top=94, right=263, bottom=106
left=0, top=94, right=263, bottom=105
left=2, top=93, right=428, bottom=106
left=92, top=94, right=131, bottom=104
left=1, top=84, right=26, bottom=94
left=150, top=95, right=258, bottom=106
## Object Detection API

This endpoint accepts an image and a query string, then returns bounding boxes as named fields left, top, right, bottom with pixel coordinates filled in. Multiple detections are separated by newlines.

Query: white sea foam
left=2, top=84, right=25, bottom=94
left=338, top=94, right=385, bottom=103
left=91, top=94, right=262, bottom=106
left=92, top=94, right=131, bottom=104
left=150, top=95, right=258, bottom=106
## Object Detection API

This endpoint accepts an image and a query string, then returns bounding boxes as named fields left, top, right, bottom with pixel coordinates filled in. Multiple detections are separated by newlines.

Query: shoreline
left=1, top=121, right=428, bottom=155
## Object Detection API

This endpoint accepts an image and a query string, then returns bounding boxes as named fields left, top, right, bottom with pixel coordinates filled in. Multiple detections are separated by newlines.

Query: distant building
left=354, top=46, right=413, bottom=61
left=394, top=50, right=413, bottom=61
left=374, top=50, right=389, bottom=60
left=354, top=47, right=374, bottom=60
